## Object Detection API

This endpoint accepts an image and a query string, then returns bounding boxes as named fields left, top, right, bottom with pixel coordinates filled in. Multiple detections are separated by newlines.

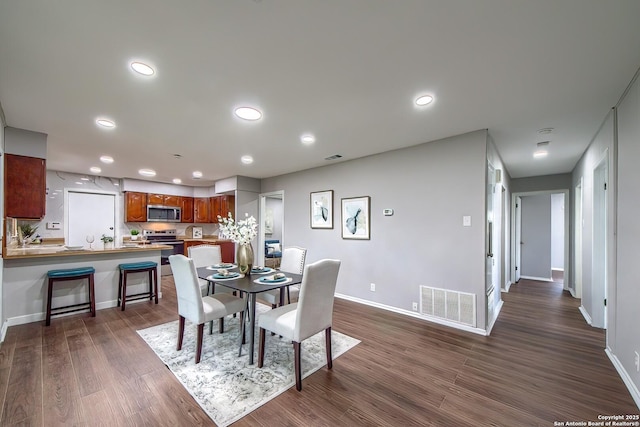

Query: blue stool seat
left=48, top=267, right=96, bottom=278
left=119, top=261, right=157, bottom=271
left=118, top=261, right=158, bottom=310
left=46, top=266, right=96, bottom=326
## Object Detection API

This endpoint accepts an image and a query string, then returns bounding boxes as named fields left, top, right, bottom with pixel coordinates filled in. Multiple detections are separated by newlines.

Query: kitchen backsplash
left=25, top=170, right=220, bottom=242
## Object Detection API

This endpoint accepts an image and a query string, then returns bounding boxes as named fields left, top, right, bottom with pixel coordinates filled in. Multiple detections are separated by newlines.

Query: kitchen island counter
left=2, top=245, right=169, bottom=337
left=3, top=243, right=171, bottom=259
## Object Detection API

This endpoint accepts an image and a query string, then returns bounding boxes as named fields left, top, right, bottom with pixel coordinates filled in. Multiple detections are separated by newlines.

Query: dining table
left=196, top=266, right=303, bottom=365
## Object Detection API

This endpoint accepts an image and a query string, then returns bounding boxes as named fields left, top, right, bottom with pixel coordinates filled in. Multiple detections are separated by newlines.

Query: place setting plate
left=206, top=263, right=237, bottom=270
left=207, top=272, right=243, bottom=281
left=64, top=245, right=85, bottom=251
left=254, top=273, right=291, bottom=285
left=250, top=266, right=274, bottom=275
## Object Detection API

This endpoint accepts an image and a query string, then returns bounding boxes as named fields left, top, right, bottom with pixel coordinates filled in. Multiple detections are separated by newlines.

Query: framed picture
left=310, top=190, right=333, bottom=229
left=341, top=196, right=370, bottom=239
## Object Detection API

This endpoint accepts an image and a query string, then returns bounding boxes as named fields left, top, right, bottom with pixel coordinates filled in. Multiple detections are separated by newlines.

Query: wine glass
left=86, top=234, right=95, bottom=250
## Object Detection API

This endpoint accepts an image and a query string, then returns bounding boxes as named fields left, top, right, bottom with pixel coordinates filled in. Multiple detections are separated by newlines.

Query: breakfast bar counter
left=2, top=244, right=171, bottom=335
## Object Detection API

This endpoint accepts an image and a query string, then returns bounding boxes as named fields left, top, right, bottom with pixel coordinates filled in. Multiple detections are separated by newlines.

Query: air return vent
left=420, top=286, right=476, bottom=327
left=324, top=154, right=343, bottom=161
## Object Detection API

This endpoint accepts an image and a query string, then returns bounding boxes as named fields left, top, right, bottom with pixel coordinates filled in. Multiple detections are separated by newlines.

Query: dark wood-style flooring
left=0, top=275, right=637, bottom=426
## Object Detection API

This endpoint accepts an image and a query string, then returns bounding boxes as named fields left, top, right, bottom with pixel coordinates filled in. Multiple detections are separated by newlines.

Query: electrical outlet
left=635, top=351, right=639, bottom=372
left=370, top=283, right=376, bottom=292
left=412, top=302, right=418, bottom=311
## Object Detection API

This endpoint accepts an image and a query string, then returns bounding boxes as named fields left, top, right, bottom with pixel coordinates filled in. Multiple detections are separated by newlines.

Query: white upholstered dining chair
left=188, top=244, right=231, bottom=295
left=260, top=246, right=307, bottom=307
left=169, top=254, right=245, bottom=364
left=258, top=259, right=341, bottom=391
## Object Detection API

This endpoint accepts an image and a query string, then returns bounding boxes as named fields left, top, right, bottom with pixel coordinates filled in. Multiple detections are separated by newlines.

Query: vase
left=104, top=241, right=114, bottom=250
left=236, top=243, right=254, bottom=275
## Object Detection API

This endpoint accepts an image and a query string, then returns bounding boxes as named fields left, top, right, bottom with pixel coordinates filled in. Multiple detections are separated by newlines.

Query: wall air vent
left=420, top=285, right=476, bottom=327
left=324, top=154, right=343, bottom=161
left=537, top=141, right=550, bottom=147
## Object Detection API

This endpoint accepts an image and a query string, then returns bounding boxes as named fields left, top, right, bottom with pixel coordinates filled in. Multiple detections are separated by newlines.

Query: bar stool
left=118, top=261, right=158, bottom=311
left=46, top=266, right=96, bottom=326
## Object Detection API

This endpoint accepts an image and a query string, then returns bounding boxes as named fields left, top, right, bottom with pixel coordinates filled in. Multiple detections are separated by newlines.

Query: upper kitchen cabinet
left=193, top=197, right=210, bottom=223
left=148, top=193, right=181, bottom=207
left=4, top=154, right=46, bottom=219
left=181, top=196, right=194, bottom=223
left=125, top=192, right=147, bottom=222
left=211, top=195, right=235, bottom=223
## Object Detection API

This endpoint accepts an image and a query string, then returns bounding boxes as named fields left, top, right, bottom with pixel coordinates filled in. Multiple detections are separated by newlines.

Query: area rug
left=137, top=303, right=360, bottom=427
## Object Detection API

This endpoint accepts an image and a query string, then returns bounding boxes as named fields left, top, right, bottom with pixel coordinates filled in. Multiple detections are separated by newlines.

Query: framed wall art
left=341, top=196, right=370, bottom=239
left=310, top=190, right=333, bottom=229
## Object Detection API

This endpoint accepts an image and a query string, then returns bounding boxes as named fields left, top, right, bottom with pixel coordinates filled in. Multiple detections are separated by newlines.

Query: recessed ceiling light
left=173, top=178, right=182, bottom=184
left=75, top=181, right=83, bottom=185
left=234, top=107, right=262, bottom=121
left=301, top=134, right=315, bottom=144
left=96, top=118, right=116, bottom=128
left=90, top=166, right=101, bottom=174
left=241, top=155, right=254, bottom=165
left=131, top=61, right=155, bottom=76
left=113, top=182, right=119, bottom=186
left=533, top=150, right=548, bottom=159
left=138, top=168, right=156, bottom=177
left=100, top=155, right=114, bottom=164
left=538, top=128, right=554, bottom=134
left=415, top=95, right=434, bottom=106
left=80, top=177, right=90, bottom=181
left=192, top=171, right=203, bottom=179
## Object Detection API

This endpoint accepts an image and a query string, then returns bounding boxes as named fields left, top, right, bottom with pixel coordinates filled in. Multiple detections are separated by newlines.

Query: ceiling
left=1, top=1, right=640, bottom=186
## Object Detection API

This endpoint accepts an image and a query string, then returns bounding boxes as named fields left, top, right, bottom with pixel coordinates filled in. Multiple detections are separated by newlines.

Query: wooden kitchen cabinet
left=148, top=193, right=181, bottom=207
left=125, top=192, right=147, bottom=222
left=181, top=196, right=194, bottom=223
left=210, top=195, right=235, bottom=223
left=193, top=197, right=210, bottom=223
left=4, top=154, right=46, bottom=219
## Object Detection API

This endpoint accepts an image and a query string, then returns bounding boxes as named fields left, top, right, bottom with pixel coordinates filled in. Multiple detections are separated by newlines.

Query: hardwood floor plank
left=0, top=344, right=42, bottom=426
left=42, top=335, right=85, bottom=426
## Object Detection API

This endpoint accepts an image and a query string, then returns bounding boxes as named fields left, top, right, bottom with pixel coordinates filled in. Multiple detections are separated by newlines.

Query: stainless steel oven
left=142, top=229, right=184, bottom=276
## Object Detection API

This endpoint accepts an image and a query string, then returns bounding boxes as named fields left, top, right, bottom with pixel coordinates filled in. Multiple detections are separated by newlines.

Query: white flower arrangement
left=217, top=213, right=258, bottom=245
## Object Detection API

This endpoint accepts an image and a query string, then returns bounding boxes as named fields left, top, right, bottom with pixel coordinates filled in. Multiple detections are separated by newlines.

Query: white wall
left=614, top=70, right=640, bottom=402
left=0, top=107, right=5, bottom=337
left=261, top=130, right=489, bottom=330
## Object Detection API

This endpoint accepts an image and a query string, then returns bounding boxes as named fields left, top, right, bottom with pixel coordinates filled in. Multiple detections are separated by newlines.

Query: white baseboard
left=605, top=348, right=640, bottom=410
left=520, top=275, right=554, bottom=282
left=552, top=268, right=565, bottom=272
left=0, top=292, right=163, bottom=339
left=579, top=305, right=592, bottom=325
left=502, top=281, right=512, bottom=293
left=335, top=293, right=488, bottom=336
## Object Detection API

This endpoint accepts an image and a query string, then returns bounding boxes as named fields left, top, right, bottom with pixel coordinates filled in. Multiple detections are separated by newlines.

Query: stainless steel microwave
left=147, top=205, right=181, bottom=222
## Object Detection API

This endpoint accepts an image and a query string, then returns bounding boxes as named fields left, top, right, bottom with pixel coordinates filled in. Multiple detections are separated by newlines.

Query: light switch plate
left=463, top=216, right=472, bottom=227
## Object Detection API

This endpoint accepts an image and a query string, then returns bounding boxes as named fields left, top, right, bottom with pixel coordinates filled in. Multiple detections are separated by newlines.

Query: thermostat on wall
left=383, top=209, right=394, bottom=216
left=46, top=222, right=61, bottom=230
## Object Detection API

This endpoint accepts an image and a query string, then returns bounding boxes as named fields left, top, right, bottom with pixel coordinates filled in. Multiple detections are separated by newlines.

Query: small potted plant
left=130, top=229, right=140, bottom=241
left=101, top=234, right=115, bottom=250
left=18, top=223, right=38, bottom=247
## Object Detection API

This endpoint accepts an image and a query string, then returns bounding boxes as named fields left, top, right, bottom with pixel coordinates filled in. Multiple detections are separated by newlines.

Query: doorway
left=574, top=179, right=583, bottom=298
left=511, top=190, right=569, bottom=288
left=258, top=191, right=284, bottom=267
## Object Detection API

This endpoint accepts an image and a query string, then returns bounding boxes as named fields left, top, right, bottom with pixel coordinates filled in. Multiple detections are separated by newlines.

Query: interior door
left=592, top=154, right=608, bottom=329
left=66, top=190, right=117, bottom=248
left=514, top=196, right=522, bottom=283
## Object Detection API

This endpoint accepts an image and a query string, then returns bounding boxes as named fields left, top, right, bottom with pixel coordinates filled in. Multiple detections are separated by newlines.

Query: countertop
left=3, top=243, right=171, bottom=260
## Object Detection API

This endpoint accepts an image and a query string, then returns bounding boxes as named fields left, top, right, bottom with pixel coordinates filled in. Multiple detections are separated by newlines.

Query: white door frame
left=257, top=190, right=284, bottom=267
left=512, top=196, right=522, bottom=284
left=510, top=190, right=570, bottom=290
left=592, top=151, right=608, bottom=329
left=574, top=178, right=583, bottom=299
